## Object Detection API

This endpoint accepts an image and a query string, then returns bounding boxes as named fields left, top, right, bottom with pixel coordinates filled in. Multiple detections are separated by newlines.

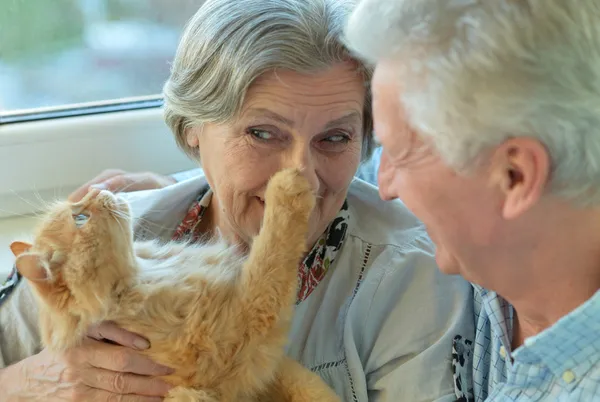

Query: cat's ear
left=10, top=241, right=32, bottom=257
left=15, top=252, right=50, bottom=282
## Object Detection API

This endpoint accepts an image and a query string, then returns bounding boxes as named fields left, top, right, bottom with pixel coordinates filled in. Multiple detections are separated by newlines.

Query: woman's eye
left=248, top=128, right=273, bottom=141
left=324, top=133, right=351, bottom=143
left=73, top=213, right=89, bottom=227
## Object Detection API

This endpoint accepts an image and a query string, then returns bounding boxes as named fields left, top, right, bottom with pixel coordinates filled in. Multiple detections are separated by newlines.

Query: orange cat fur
left=10, top=168, right=340, bottom=402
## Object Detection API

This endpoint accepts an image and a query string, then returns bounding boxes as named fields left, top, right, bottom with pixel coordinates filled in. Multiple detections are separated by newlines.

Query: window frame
left=0, top=99, right=196, bottom=219
left=0, top=96, right=164, bottom=125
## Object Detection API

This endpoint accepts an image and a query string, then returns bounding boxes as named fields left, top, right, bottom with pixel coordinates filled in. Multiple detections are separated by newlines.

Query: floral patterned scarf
left=172, top=187, right=350, bottom=303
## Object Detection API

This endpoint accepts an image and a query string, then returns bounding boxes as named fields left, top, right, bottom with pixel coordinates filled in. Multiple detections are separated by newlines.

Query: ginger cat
left=10, top=168, right=340, bottom=402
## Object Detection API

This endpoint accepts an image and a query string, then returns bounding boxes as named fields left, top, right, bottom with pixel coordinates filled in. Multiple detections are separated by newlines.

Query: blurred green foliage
left=0, top=0, right=201, bottom=61
left=0, top=0, right=84, bottom=60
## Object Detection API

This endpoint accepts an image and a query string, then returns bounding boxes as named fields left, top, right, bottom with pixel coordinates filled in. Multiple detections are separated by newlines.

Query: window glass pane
left=0, top=0, right=204, bottom=112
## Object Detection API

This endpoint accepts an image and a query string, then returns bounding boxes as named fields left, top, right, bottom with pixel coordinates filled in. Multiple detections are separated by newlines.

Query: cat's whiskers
left=123, top=212, right=181, bottom=233
left=108, top=209, right=128, bottom=238
left=0, top=207, right=46, bottom=221
left=31, top=185, right=50, bottom=210
left=8, top=189, right=47, bottom=214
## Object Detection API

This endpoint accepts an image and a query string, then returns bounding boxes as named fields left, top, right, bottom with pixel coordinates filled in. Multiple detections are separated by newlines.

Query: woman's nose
left=287, top=148, right=320, bottom=194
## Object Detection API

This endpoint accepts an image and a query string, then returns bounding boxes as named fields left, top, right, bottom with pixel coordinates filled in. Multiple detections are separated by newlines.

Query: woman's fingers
left=88, top=321, right=150, bottom=350
left=78, top=339, right=175, bottom=377
left=80, top=366, right=173, bottom=397
left=75, top=385, right=165, bottom=402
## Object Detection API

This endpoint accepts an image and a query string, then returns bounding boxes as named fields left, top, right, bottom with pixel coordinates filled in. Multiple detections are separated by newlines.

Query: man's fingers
left=81, top=367, right=172, bottom=397
left=68, top=169, right=125, bottom=201
left=69, top=171, right=177, bottom=202
left=103, top=173, right=176, bottom=193
left=88, top=321, right=150, bottom=350
left=86, top=340, right=174, bottom=376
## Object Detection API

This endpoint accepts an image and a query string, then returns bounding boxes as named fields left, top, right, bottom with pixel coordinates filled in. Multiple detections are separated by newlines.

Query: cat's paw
left=265, top=168, right=316, bottom=217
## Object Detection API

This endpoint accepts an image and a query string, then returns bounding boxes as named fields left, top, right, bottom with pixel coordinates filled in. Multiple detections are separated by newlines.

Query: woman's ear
left=185, top=127, right=200, bottom=148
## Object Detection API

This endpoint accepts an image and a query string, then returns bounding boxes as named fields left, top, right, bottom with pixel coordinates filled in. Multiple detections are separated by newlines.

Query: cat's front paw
left=265, top=168, right=316, bottom=218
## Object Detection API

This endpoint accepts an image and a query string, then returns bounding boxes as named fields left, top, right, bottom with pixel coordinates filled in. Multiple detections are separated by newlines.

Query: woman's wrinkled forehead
left=240, top=64, right=366, bottom=124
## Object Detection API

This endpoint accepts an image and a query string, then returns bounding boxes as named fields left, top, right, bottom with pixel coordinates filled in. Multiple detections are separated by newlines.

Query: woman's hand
left=69, top=170, right=176, bottom=202
left=2, top=322, right=173, bottom=401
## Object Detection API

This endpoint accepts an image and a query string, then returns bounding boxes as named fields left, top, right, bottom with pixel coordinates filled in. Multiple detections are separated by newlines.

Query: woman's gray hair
left=164, top=0, right=375, bottom=161
left=346, top=0, right=600, bottom=206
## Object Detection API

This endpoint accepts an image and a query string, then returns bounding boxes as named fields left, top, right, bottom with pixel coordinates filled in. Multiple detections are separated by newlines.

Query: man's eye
left=73, top=213, right=89, bottom=227
left=248, top=128, right=273, bottom=141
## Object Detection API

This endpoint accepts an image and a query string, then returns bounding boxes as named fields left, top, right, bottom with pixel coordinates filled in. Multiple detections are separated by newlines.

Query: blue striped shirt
left=472, top=286, right=600, bottom=401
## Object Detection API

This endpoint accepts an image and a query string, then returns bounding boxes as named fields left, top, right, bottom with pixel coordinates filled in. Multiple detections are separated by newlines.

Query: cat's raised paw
left=265, top=168, right=316, bottom=216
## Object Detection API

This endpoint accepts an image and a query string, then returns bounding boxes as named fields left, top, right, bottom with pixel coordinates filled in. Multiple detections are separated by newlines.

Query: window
left=0, top=0, right=199, bottom=219
left=0, top=0, right=205, bottom=114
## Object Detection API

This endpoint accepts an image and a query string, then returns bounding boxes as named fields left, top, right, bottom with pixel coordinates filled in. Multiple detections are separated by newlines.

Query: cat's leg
left=38, top=304, right=85, bottom=352
left=263, top=357, right=340, bottom=402
left=165, top=386, right=220, bottom=402
left=238, top=168, right=315, bottom=337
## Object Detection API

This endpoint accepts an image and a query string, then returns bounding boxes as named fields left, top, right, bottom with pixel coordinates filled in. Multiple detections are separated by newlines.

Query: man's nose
left=378, top=152, right=395, bottom=201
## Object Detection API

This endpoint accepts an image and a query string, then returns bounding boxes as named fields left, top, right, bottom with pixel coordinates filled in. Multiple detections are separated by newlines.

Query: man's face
left=372, top=60, right=510, bottom=281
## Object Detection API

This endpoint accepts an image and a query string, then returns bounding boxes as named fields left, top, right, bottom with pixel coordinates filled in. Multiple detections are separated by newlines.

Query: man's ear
left=10, top=241, right=32, bottom=257
left=493, top=138, right=550, bottom=220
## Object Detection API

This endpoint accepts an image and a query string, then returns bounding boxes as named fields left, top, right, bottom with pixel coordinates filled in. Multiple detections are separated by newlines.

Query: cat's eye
left=73, top=213, right=89, bottom=227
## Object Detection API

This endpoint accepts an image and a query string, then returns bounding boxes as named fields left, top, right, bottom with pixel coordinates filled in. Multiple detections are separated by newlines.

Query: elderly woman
left=0, top=0, right=473, bottom=401
left=345, top=0, right=600, bottom=401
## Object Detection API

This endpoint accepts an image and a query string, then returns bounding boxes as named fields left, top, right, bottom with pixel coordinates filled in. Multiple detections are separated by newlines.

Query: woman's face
left=187, top=62, right=366, bottom=247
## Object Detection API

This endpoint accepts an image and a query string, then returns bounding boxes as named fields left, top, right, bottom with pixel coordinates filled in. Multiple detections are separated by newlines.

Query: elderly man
left=346, top=0, right=600, bottom=401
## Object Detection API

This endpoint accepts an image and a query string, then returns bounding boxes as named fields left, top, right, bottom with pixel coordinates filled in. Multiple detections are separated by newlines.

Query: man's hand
left=69, top=170, right=176, bottom=202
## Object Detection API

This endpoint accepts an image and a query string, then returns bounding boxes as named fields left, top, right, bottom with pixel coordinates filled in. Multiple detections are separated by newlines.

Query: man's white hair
left=345, top=0, right=600, bottom=206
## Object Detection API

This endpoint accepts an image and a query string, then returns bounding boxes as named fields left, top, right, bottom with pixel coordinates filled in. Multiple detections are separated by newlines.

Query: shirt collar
left=473, top=284, right=515, bottom=353
left=512, top=289, right=600, bottom=388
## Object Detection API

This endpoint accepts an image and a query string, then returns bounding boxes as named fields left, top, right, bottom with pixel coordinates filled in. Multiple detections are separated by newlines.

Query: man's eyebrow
left=324, top=111, right=362, bottom=130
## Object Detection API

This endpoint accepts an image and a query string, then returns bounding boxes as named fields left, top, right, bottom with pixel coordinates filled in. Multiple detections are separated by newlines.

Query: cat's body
left=11, top=169, right=340, bottom=402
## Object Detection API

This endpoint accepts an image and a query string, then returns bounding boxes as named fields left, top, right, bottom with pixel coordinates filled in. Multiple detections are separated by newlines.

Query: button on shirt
left=472, top=286, right=600, bottom=401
